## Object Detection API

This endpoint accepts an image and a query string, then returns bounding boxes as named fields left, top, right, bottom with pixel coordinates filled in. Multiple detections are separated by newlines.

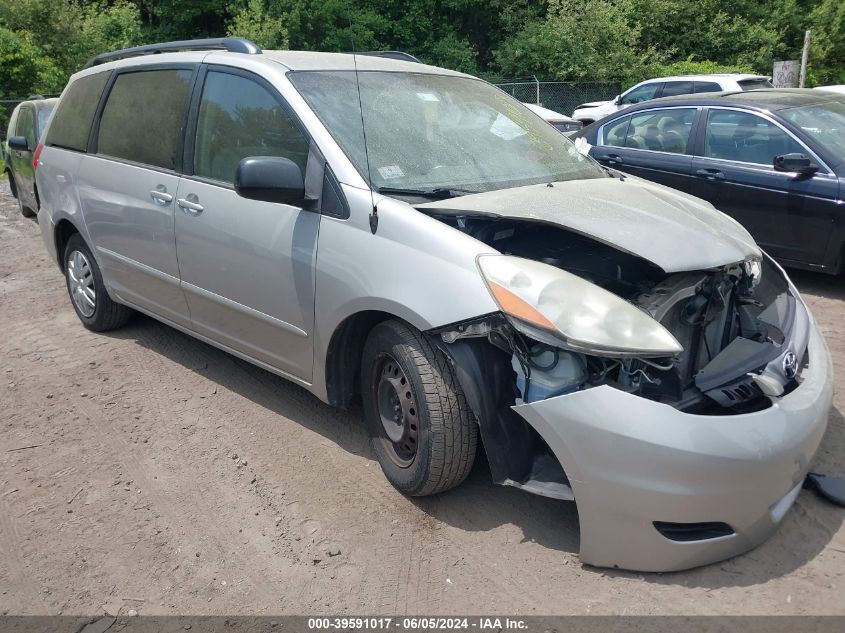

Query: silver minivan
left=36, top=39, right=832, bottom=572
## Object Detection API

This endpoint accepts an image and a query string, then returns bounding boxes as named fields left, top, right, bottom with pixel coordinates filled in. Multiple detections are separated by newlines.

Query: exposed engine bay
left=426, top=215, right=807, bottom=498
left=432, top=216, right=802, bottom=415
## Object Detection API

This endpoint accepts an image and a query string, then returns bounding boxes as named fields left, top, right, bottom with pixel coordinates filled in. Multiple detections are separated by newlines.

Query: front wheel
left=361, top=320, right=477, bottom=496
left=63, top=233, right=131, bottom=331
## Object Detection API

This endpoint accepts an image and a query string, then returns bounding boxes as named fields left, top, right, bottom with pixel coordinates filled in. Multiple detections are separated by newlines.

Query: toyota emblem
left=782, top=351, right=798, bottom=380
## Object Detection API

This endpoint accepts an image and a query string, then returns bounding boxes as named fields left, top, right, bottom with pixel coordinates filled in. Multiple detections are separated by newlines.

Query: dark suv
left=4, top=97, right=58, bottom=217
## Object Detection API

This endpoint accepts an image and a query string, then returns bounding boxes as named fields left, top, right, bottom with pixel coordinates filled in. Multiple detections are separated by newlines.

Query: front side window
left=779, top=98, right=845, bottom=162
left=97, top=69, right=193, bottom=170
left=619, top=83, right=661, bottom=106
left=290, top=71, right=602, bottom=194
left=602, top=115, right=631, bottom=147
left=16, top=107, right=36, bottom=149
left=45, top=72, right=110, bottom=152
left=703, top=110, right=804, bottom=165
left=193, top=71, right=309, bottom=184
left=625, top=108, right=696, bottom=153
left=660, top=81, right=694, bottom=98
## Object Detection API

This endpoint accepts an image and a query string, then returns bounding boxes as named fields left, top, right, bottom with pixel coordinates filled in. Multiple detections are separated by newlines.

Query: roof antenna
left=349, top=24, right=379, bottom=234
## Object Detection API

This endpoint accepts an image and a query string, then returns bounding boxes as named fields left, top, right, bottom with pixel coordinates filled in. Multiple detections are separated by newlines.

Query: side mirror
left=613, top=95, right=623, bottom=105
left=773, top=153, right=818, bottom=177
left=235, top=156, right=306, bottom=206
left=8, top=135, right=30, bottom=151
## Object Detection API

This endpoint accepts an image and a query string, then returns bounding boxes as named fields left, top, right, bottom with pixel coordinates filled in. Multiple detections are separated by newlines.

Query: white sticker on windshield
left=574, top=136, right=592, bottom=156
left=377, top=164, right=405, bottom=179
left=416, top=92, right=440, bottom=102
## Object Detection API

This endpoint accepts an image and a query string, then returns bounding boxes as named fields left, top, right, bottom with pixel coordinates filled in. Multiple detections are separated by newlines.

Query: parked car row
left=572, top=89, right=845, bottom=274
left=30, top=38, right=832, bottom=573
left=571, top=73, right=773, bottom=124
left=522, top=103, right=582, bottom=134
left=3, top=97, right=58, bottom=217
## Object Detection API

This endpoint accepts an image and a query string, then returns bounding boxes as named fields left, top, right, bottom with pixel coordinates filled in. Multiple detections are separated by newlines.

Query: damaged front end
left=428, top=217, right=826, bottom=570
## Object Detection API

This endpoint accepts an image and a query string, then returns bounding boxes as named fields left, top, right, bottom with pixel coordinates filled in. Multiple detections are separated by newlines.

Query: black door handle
left=598, top=153, right=622, bottom=165
left=695, top=168, right=725, bottom=181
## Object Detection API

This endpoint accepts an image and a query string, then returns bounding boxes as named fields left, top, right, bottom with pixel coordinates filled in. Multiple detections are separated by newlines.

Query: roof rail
left=83, top=37, right=261, bottom=69
left=353, top=51, right=422, bottom=64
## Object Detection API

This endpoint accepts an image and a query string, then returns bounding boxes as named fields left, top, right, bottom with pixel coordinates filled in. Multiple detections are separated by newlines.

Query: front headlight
left=477, top=255, right=683, bottom=357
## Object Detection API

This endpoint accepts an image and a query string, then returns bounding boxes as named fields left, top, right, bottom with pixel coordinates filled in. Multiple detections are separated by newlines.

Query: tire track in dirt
left=119, top=317, right=546, bottom=613
left=0, top=498, right=49, bottom=614
left=4, top=321, right=299, bottom=609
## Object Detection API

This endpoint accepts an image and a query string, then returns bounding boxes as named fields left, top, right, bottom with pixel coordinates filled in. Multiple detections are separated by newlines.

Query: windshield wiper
left=375, top=186, right=474, bottom=199
left=599, top=164, right=626, bottom=181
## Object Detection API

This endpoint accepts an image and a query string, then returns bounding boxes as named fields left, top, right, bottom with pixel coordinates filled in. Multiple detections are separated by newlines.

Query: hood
left=416, top=177, right=761, bottom=273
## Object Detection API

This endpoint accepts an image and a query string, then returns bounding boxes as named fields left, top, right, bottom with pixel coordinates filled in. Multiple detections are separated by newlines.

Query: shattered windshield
left=290, top=70, right=603, bottom=194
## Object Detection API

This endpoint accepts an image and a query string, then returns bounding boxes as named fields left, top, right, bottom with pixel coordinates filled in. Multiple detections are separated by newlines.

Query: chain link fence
left=494, top=80, right=621, bottom=117
left=1, top=96, right=60, bottom=134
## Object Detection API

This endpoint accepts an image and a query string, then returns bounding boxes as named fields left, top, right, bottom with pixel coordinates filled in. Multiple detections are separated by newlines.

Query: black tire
left=63, top=233, right=131, bottom=331
left=361, top=319, right=477, bottom=496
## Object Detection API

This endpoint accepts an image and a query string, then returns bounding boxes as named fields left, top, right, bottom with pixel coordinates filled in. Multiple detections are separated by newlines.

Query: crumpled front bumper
left=513, top=313, right=833, bottom=572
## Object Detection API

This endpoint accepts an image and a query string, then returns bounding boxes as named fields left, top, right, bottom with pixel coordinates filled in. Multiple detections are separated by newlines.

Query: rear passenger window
left=660, top=81, right=694, bottom=98
left=625, top=108, right=696, bottom=153
left=97, top=69, right=193, bottom=170
left=694, top=81, right=722, bottom=93
left=193, top=71, right=309, bottom=184
left=45, top=71, right=110, bottom=152
left=602, top=115, right=631, bottom=147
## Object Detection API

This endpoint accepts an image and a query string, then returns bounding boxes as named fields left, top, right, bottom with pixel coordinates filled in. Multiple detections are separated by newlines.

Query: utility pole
left=799, top=30, right=811, bottom=88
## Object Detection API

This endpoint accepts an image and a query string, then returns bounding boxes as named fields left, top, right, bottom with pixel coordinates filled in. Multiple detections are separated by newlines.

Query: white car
left=572, top=73, right=773, bottom=124
left=814, top=85, right=845, bottom=95
left=523, top=102, right=582, bottom=134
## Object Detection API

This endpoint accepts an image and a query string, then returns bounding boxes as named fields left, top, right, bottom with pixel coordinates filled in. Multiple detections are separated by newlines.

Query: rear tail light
left=33, top=143, right=43, bottom=170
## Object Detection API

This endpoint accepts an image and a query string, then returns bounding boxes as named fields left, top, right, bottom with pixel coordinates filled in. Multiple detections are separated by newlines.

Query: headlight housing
left=477, top=255, right=683, bottom=357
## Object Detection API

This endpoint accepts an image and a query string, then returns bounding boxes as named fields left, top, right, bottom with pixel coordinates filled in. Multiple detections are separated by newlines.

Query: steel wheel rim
left=67, top=250, right=96, bottom=317
left=374, top=353, right=419, bottom=468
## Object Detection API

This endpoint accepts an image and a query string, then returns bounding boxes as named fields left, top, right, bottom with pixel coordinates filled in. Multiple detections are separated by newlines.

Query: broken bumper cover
left=513, top=315, right=832, bottom=572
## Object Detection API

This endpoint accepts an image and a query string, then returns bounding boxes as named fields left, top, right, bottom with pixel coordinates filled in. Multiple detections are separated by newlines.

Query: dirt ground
left=0, top=181, right=843, bottom=617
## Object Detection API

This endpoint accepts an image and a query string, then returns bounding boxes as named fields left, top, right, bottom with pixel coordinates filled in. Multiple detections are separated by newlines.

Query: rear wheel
left=361, top=320, right=477, bottom=496
left=63, top=233, right=131, bottom=331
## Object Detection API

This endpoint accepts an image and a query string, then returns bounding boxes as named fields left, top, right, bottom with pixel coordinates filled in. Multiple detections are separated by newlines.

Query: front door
left=175, top=67, right=319, bottom=381
left=691, top=108, right=840, bottom=267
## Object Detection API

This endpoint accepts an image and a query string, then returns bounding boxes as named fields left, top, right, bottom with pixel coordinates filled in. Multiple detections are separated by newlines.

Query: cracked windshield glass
left=290, top=70, right=603, bottom=195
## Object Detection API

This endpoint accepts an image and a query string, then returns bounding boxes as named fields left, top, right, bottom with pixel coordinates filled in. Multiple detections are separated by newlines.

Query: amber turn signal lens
left=487, top=281, right=556, bottom=331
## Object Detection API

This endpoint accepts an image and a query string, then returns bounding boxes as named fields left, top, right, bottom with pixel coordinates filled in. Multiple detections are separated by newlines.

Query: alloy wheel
left=67, top=250, right=96, bottom=317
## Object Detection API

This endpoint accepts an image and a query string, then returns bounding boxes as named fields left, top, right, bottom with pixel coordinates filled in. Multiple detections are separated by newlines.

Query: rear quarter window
left=738, top=79, right=774, bottom=91
left=45, top=72, right=110, bottom=152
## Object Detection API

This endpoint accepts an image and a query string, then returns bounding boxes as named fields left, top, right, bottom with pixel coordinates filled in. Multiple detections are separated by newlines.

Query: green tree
left=807, top=0, right=845, bottom=85
left=494, top=0, right=660, bottom=82
left=227, top=0, right=289, bottom=49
